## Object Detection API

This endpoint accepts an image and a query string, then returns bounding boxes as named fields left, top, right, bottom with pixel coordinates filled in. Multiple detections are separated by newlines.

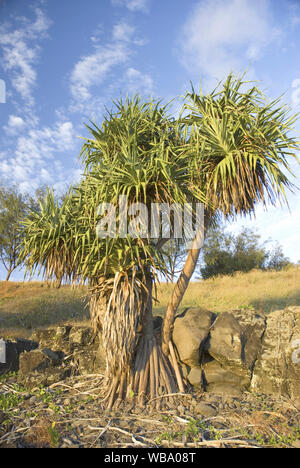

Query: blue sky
left=0, top=0, right=299, bottom=280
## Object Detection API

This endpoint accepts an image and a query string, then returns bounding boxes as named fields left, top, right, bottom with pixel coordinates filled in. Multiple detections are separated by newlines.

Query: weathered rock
left=69, top=327, right=93, bottom=347
left=194, top=402, right=217, bottom=418
left=187, top=366, right=203, bottom=388
left=251, top=307, right=300, bottom=398
left=31, top=326, right=72, bottom=352
left=173, top=308, right=216, bottom=367
left=41, top=348, right=61, bottom=361
left=202, top=360, right=248, bottom=396
left=208, top=309, right=266, bottom=384
left=73, top=344, right=106, bottom=375
left=0, top=338, right=38, bottom=374
left=18, top=347, right=70, bottom=389
left=15, top=325, right=106, bottom=388
left=19, top=349, right=51, bottom=374
left=229, top=309, right=266, bottom=372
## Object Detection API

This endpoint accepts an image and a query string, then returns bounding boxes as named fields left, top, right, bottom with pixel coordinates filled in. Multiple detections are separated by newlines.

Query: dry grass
left=0, top=281, right=89, bottom=339
left=0, top=266, right=299, bottom=338
left=24, top=418, right=60, bottom=448
left=154, top=265, right=300, bottom=316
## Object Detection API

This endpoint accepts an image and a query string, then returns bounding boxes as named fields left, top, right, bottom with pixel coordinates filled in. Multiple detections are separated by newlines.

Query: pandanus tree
left=19, top=190, right=77, bottom=288
left=162, top=75, right=299, bottom=351
left=19, top=74, right=299, bottom=409
left=69, top=97, right=206, bottom=408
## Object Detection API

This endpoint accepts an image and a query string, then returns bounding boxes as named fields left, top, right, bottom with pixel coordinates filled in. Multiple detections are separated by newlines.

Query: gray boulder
left=0, top=338, right=38, bottom=375
left=173, top=308, right=216, bottom=367
left=251, top=307, right=300, bottom=398
left=202, top=360, right=249, bottom=395
left=208, top=309, right=266, bottom=385
left=187, top=366, right=203, bottom=388
left=18, top=347, right=70, bottom=389
left=17, top=325, right=106, bottom=388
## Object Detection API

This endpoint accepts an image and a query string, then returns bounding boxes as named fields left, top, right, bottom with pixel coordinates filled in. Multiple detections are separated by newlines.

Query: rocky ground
left=0, top=371, right=299, bottom=448
left=0, top=306, right=299, bottom=449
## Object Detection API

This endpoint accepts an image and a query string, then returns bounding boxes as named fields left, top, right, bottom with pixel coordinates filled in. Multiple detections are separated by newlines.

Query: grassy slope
left=0, top=266, right=299, bottom=339
left=0, top=282, right=89, bottom=339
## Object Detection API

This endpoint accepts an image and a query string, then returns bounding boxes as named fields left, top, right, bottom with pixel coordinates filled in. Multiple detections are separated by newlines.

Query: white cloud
left=0, top=8, right=51, bottom=105
left=4, top=115, right=26, bottom=135
left=291, top=79, right=300, bottom=107
left=113, top=22, right=135, bottom=42
left=111, top=0, right=149, bottom=12
left=70, top=42, right=130, bottom=107
left=291, top=16, right=300, bottom=27
left=69, top=21, right=147, bottom=113
left=288, top=1, right=300, bottom=29
left=123, top=67, right=154, bottom=95
left=178, top=0, right=280, bottom=81
left=0, top=120, right=76, bottom=192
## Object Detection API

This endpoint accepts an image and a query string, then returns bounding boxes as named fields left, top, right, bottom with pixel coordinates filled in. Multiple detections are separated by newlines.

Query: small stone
left=187, top=367, right=203, bottom=388
left=177, top=405, right=185, bottom=414
left=195, top=402, right=218, bottom=418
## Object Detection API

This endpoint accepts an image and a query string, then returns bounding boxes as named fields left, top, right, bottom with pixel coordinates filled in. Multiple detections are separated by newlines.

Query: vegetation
left=19, top=190, right=76, bottom=288
left=0, top=281, right=88, bottom=338
left=155, top=265, right=300, bottom=316
left=0, top=371, right=299, bottom=448
left=0, top=186, right=31, bottom=281
left=200, top=226, right=291, bottom=279
left=1, top=266, right=299, bottom=338
left=0, top=185, right=49, bottom=282
left=18, top=73, right=299, bottom=408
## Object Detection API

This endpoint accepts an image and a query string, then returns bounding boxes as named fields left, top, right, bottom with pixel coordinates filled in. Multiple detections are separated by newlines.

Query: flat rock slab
left=251, top=307, right=300, bottom=398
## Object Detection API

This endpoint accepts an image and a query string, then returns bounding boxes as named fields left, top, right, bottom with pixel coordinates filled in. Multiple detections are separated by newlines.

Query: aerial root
left=102, top=337, right=185, bottom=410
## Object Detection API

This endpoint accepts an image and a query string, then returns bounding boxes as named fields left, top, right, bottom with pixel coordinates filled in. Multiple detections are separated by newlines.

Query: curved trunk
left=162, top=227, right=206, bottom=355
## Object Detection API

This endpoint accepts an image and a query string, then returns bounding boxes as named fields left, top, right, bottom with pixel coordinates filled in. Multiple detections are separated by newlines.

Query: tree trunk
left=162, top=227, right=205, bottom=355
left=93, top=271, right=185, bottom=409
left=55, top=276, right=62, bottom=289
left=5, top=269, right=12, bottom=281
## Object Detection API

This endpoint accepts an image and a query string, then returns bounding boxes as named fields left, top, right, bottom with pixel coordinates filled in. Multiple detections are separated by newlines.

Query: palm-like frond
left=19, top=189, right=78, bottom=283
left=70, top=96, right=206, bottom=284
left=183, top=73, right=299, bottom=217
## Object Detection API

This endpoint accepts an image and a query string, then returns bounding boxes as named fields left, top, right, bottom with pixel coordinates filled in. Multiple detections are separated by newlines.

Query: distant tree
left=0, top=185, right=28, bottom=280
left=266, top=243, right=291, bottom=271
left=0, top=184, right=50, bottom=281
left=162, top=239, right=187, bottom=283
left=199, top=226, right=289, bottom=279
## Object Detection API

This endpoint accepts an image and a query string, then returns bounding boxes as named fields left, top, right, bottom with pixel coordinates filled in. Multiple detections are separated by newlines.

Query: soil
left=0, top=373, right=299, bottom=448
